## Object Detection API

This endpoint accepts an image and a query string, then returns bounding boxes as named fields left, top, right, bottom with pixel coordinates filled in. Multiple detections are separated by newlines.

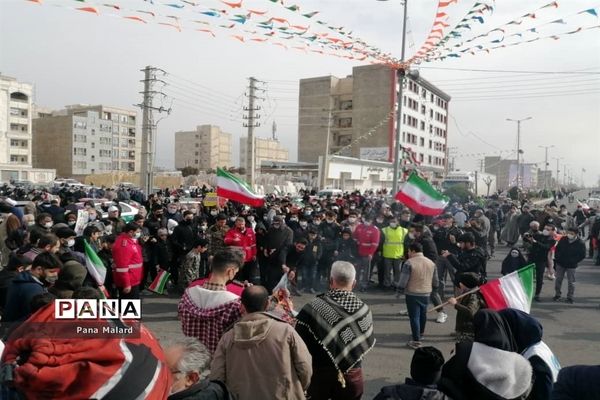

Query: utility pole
left=538, top=145, right=554, bottom=192
left=137, top=66, right=169, bottom=196
left=392, top=0, right=409, bottom=195
left=320, top=106, right=333, bottom=189
left=506, top=117, right=532, bottom=189
left=447, top=146, right=458, bottom=174
left=552, top=157, right=563, bottom=189
left=272, top=120, right=277, bottom=141
left=243, top=77, right=263, bottom=186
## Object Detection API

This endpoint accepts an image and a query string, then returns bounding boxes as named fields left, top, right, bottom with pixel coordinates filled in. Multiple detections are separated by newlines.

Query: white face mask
left=27, top=221, right=35, bottom=226
left=313, top=220, right=321, bottom=226
left=364, top=221, right=371, bottom=226
left=200, top=224, right=208, bottom=230
left=134, top=232, right=142, bottom=239
left=67, top=239, right=75, bottom=248
left=348, top=217, right=357, bottom=223
left=248, top=216, right=254, bottom=222
left=44, top=222, right=53, bottom=229
left=408, top=233, right=415, bottom=240
left=211, top=210, right=218, bottom=216
left=542, top=229, right=550, bottom=236
left=389, top=223, right=397, bottom=228
left=290, top=217, right=298, bottom=222
left=567, top=234, right=576, bottom=240
left=300, top=222, right=308, bottom=228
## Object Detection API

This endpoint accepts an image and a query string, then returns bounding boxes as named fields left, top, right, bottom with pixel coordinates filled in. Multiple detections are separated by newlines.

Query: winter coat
left=432, top=226, right=463, bottom=254
left=48, top=260, right=87, bottom=299
left=210, top=312, right=312, bottom=400
left=500, top=212, right=521, bottom=244
left=0, top=269, right=18, bottom=314
left=554, top=237, right=586, bottom=269
left=263, top=226, right=294, bottom=261
left=112, top=233, right=143, bottom=289
left=518, top=212, right=536, bottom=235
left=224, top=227, right=257, bottom=263
left=551, top=365, right=600, bottom=400
left=336, top=237, right=358, bottom=264
left=207, top=224, right=230, bottom=256
left=374, top=379, right=452, bottom=400
left=454, top=292, right=487, bottom=338
left=447, top=247, right=487, bottom=276
left=172, top=221, right=199, bottom=256
left=3, top=271, right=46, bottom=322
left=353, top=224, right=380, bottom=257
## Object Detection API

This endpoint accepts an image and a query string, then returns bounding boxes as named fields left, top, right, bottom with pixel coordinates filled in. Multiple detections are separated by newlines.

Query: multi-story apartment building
left=63, top=105, right=139, bottom=173
left=0, top=74, right=55, bottom=183
left=33, top=109, right=122, bottom=177
left=174, top=125, right=232, bottom=171
left=485, top=156, right=539, bottom=191
left=240, top=136, right=289, bottom=173
left=298, top=64, right=450, bottom=181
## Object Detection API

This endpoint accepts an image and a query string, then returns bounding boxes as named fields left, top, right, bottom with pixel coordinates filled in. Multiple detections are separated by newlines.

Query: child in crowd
left=448, top=273, right=487, bottom=343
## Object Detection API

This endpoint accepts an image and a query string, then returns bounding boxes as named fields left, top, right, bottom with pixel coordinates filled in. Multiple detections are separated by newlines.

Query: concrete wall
left=83, top=172, right=182, bottom=189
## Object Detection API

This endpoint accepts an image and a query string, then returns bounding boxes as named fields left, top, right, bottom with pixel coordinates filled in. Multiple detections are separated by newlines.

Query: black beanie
left=457, top=272, right=481, bottom=289
left=410, top=346, right=445, bottom=385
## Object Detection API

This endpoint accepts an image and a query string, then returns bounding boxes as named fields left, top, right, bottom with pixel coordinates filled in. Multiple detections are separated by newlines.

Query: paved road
left=143, top=242, right=600, bottom=398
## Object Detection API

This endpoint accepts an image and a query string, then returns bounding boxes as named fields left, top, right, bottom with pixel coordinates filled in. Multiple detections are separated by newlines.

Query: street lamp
left=552, top=156, right=564, bottom=189
left=538, top=145, right=554, bottom=192
left=391, top=0, right=408, bottom=195
left=506, top=117, right=532, bottom=189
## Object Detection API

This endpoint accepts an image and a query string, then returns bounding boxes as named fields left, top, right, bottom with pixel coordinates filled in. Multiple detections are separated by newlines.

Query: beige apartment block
left=298, top=64, right=451, bottom=180
left=0, top=74, right=55, bottom=183
left=174, top=125, right=232, bottom=171
left=240, top=136, right=289, bottom=173
left=33, top=108, right=123, bottom=178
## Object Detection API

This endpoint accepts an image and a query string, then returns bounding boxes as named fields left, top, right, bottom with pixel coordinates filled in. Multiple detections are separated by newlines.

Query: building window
left=429, top=140, right=432, bottom=149
left=74, top=161, right=87, bottom=169
left=195, top=143, right=199, bottom=148
left=420, top=121, right=425, bottom=131
left=421, top=88, right=427, bottom=99
left=421, top=105, right=426, bottom=115
left=340, top=100, right=353, bottom=110
left=74, top=148, right=87, bottom=156
left=419, top=153, right=424, bottom=162
left=428, top=155, right=432, bottom=164
left=91, top=129, right=95, bottom=135
left=419, top=137, right=425, bottom=147
left=339, top=118, right=352, bottom=128
left=10, top=155, right=28, bottom=163
left=91, top=142, right=95, bottom=149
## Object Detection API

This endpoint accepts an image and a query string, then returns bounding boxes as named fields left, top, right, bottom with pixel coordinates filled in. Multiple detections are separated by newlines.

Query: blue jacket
left=552, top=365, right=600, bottom=400
left=3, top=271, right=46, bottom=322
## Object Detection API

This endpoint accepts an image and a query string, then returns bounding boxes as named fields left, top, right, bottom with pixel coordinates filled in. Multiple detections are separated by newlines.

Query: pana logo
left=55, top=299, right=142, bottom=320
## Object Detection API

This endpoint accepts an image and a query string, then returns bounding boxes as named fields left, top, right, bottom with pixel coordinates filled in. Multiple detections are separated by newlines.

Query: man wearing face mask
left=262, top=216, right=294, bottom=292
left=287, top=213, right=301, bottom=231
left=29, top=213, right=54, bottom=245
left=523, top=221, right=555, bottom=302
left=165, top=202, right=183, bottom=224
left=112, top=222, right=144, bottom=299
left=318, top=211, right=342, bottom=288
left=343, top=212, right=360, bottom=233
left=104, top=205, right=126, bottom=235
left=4, top=252, right=62, bottom=323
left=381, top=217, right=408, bottom=290
left=55, top=227, right=85, bottom=265
left=294, top=217, right=310, bottom=242
left=399, top=210, right=412, bottom=229
left=553, top=227, right=586, bottom=304
left=208, top=214, right=230, bottom=260
left=353, top=215, right=380, bottom=292
left=224, top=216, right=257, bottom=283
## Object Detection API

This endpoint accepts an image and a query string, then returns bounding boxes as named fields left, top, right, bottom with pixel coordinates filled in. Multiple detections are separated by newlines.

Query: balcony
left=128, top=128, right=136, bottom=137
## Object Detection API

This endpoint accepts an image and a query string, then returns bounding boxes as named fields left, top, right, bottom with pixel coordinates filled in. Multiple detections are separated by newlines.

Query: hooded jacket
left=499, top=309, right=559, bottom=400
left=3, top=271, right=47, bottom=322
left=501, top=248, right=528, bottom=275
left=49, top=260, right=87, bottom=299
left=440, top=310, right=533, bottom=400
left=210, top=312, right=312, bottom=400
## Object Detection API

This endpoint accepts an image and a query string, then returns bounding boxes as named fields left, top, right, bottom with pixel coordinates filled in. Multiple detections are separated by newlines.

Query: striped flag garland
left=216, top=167, right=265, bottom=207
left=479, top=264, right=535, bottom=313
left=149, top=269, right=171, bottom=294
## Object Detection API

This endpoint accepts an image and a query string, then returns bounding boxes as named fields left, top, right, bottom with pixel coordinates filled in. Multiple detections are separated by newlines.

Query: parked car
left=74, top=199, right=139, bottom=223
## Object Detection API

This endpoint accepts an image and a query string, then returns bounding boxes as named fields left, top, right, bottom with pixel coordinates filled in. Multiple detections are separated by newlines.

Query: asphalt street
left=143, top=191, right=600, bottom=398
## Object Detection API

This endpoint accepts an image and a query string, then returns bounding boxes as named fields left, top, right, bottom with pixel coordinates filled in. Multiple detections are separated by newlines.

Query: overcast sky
left=1, top=0, right=599, bottom=186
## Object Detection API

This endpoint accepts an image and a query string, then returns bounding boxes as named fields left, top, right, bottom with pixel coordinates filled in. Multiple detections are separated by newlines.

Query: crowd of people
left=0, top=183, right=598, bottom=399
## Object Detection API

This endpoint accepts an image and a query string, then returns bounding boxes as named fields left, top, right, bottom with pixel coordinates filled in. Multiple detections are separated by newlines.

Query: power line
left=453, top=88, right=600, bottom=101
left=444, top=79, right=600, bottom=94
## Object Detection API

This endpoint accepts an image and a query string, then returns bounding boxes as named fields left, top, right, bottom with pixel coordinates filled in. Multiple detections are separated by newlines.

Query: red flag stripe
left=479, top=278, right=510, bottom=310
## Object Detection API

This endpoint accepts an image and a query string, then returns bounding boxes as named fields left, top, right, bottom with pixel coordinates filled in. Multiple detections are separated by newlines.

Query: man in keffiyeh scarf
left=295, top=261, right=375, bottom=400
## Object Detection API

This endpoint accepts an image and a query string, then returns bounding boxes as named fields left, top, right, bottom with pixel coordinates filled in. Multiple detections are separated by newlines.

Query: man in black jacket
left=442, top=233, right=486, bottom=278
left=262, top=216, right=294, bottom=292
left=524, top=221, right=556, bottom=302
left=553, top=227, right=586, bottom=304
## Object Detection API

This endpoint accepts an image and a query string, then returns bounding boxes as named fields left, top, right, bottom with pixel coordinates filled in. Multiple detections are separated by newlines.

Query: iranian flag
left=479, top=264, right=535, bottom=313
left=216, top=167, right=265, bottom=207
left=395, top=172, right=449, bottom=216
left=149, top=269, right=171, bottom=295
left=84, top=240, right=109, bottom=298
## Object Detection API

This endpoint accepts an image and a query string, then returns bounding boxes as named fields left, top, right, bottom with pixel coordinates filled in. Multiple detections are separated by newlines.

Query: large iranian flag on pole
left=84, top=240, right=109, bottom=298
left=395, top=172, right=449, bottom=216
left=479, top=264, right=535, bottom=313
left=216, top=167, right=265, bottom=207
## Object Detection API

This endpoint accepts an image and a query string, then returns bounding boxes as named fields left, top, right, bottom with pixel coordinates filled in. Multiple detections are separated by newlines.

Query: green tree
left=443, top=186, right=474, bottom=203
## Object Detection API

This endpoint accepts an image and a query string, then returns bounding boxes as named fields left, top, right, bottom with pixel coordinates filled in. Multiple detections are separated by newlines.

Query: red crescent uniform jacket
left=112, top=233, right=144, bottom=288
left=353, top=224, right=381, bottom=257
left=224, top=227, right=257, bottom=263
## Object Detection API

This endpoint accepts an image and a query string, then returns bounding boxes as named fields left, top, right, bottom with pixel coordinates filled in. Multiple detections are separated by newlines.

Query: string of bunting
left=25, top=0, right=393, bottom=64
left=404, top=0, right=461, bottom=67
left=427, top=2, right=599, bottom=61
